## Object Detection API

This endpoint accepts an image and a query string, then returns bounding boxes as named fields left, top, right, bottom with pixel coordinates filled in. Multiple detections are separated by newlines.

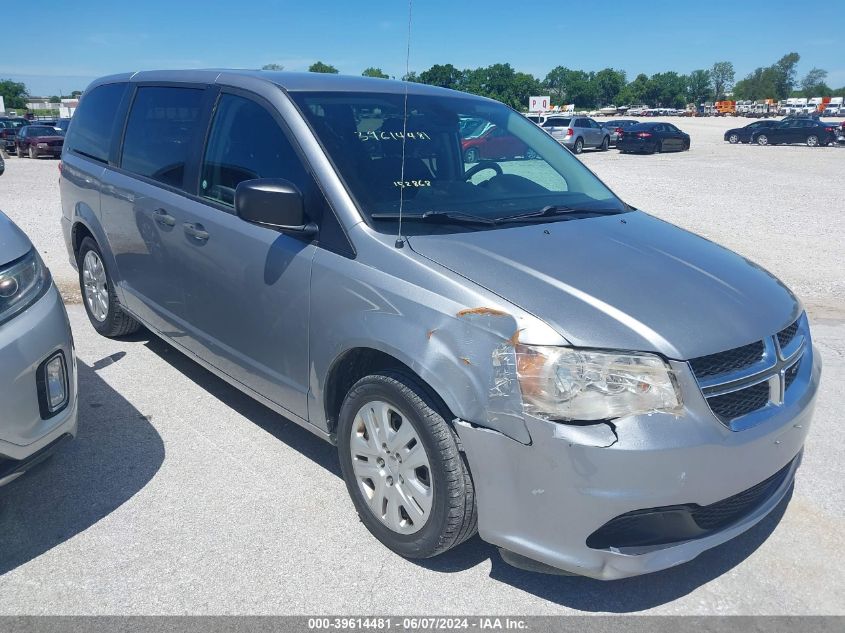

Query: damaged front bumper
left=454, top=350, right=820, bottom=580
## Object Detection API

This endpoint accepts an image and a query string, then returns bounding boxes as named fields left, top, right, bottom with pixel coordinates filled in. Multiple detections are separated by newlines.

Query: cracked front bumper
left=455, top=350, right=820, bottom=580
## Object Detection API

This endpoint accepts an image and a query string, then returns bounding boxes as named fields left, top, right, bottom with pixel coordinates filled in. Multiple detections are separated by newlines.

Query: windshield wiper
left=371, top=211, right=497, bottom=225
left=496, top=205, right=621, bottom=223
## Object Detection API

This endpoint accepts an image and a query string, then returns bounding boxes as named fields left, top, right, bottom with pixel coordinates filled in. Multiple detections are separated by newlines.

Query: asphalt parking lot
left=0, top=117, right=843, bottom=614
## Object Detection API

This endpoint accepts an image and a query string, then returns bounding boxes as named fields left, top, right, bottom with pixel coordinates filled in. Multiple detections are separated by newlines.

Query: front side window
left=121, top=86, right=203, bottom=188
left=200, top=93, right=311, bottom=208
left=64, top=82, right=127, bottom=163
left=291, top=91, right=624, bottom=233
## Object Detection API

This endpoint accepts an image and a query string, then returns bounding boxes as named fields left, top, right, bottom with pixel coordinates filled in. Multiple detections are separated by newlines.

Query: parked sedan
left=724, top=120, right=779, bottom=144
left=541, top=116, right=610, bottom=154
left=750, top=118, right=838, bottom=147
left=0, top=117, right=29, bottom=155
left=16, top=125, right=64, bottom=158
left=461, top=124, right=534, bottom=162
left=0, top=210, right=77, bottom=487
left=617, top=122, right=690, bottom=154
left=601, top=119, right=639, bottom=146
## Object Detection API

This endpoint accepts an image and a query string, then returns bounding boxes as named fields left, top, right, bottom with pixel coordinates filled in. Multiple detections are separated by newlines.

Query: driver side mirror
left=235, top=178, right=317, bottom=237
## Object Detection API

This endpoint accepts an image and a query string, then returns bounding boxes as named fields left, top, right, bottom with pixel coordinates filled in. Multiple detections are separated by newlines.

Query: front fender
left=308, top=232, right=566, bottom=444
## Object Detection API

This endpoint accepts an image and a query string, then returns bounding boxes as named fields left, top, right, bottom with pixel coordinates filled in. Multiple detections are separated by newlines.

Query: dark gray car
left=60, top=71, right=819, bottom=580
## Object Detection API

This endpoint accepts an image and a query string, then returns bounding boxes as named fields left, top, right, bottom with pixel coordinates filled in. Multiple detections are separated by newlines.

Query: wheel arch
left=323, top=346, right=454, bottom=440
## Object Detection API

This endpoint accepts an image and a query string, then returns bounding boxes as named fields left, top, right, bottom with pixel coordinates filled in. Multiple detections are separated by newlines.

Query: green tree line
left=269, top=53, right=845, bottom=110
left=4, top=53, right=841, bottom=114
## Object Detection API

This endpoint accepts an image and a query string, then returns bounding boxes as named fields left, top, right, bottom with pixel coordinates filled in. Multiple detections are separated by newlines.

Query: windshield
left=29, top=126, right=61, bottom=136
left=291, top=91, right=624, bottom=230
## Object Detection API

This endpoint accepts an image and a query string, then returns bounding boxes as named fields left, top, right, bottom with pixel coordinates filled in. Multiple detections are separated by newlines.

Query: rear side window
left=200, top=93, right=310, bottom=208
left=64, top=82, right=127, bottom=163
left=121, top=86, right=204, bottom=188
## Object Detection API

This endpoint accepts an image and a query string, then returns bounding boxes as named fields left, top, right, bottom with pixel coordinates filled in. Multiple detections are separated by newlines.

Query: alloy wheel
left=807, top=135, right=819, bottom=147
left=82, top=250, right=109, bottom=322
left=729, top=134, right=739, bottom=144
left=349, top=400, right=433, bottom=535
left=757, top=135, right=768, bottom=146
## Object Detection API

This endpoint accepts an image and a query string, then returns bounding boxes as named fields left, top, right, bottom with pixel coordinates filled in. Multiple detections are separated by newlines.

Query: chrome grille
left=689, top=314, right=808, bottom=430
left=689, top=341, right=765, bottom=379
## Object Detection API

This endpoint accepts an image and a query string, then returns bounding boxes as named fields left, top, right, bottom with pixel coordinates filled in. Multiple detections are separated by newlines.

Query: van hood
left=0, top=210, right=32, bottom=266
left=407, top=211, right=799, bottom=360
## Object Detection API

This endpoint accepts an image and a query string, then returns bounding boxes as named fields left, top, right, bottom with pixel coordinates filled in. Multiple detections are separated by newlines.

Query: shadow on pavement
left=0, top=361, right=165, bottom=576
left=142, top=334, right=340, bottom=477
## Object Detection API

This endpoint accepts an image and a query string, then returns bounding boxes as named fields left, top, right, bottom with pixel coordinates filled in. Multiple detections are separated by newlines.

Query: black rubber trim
left=0, top=433, right=72, bottom=480
left=35, top=350, right=69, bottom=420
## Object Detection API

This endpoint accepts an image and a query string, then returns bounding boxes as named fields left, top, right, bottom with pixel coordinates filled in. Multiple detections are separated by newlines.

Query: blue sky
left=3, top=0, right=842, bottom=96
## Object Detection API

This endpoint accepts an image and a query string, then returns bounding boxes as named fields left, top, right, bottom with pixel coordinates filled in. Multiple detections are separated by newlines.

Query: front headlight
left=0, top=249, right=51, bottom=326
left=515, top=345, right=682, bottom=421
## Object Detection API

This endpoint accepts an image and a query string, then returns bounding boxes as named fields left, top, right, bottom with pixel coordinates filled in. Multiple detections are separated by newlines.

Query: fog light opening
left=37, top=351, right=69, bottom=418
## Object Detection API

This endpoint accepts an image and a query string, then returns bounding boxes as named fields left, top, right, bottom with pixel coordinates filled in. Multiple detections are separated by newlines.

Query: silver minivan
left=60, top=71, right=819, bottom=580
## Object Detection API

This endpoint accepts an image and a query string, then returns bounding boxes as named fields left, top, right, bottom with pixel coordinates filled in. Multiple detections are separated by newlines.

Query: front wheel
left=524, top=147, right=538, bottom=160
left=77, top=237, right=141, bottom=337
left=17, top=144, right=26, bottom=157
left=28, top=146, right=37, bottom=159
left=756, top=134, right=769, bottom=146
left=463, top=147, right=479, bottom=163
left=337, top=371, right=477, bottom=559
left=728, top=133, right=739, bottom=144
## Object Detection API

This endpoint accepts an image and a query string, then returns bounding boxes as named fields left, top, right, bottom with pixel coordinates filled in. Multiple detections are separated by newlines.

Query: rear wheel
left=652, top=141, right=662, bottom=154
left=524, top=147, right=538, bottom=160
left=77, top=237, right=141, bottom=337
left=337, top=371, right=477, bottom=559
left=573, top=138, right=584, bottom=154
left=806, top=135, right=819, bottom=147
left=599, top=136, right=609, bottom=151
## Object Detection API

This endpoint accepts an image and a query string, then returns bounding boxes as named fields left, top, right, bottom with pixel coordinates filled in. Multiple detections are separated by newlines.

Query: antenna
left=395, top=0, right=413, bottom=249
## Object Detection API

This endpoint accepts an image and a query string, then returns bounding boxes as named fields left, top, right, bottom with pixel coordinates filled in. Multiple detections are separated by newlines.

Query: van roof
left=87, top=69, right=469, bottom=98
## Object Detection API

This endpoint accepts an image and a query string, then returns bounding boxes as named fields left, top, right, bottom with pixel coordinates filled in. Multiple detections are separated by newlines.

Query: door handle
left=183, top=222, right=209, bottom=242
left=152, top=208, right=176, bottom=228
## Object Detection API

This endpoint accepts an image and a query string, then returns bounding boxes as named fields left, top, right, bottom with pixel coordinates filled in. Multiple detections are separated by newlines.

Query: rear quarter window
left=120, top=86, right=204, bottom=188
left=64, top=82, right=128, bottom=163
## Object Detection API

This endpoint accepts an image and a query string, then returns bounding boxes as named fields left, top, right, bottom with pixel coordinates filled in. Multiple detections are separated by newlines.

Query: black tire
left=806, top=135, right=819, bottom=147
left=28, top=146, right=37, bottom=159
left=728, top=133, right=740, bottom=144
left=573, top=138, right=584, bottom=154
left=463, top=148, right=479, bottom=163
left=337, top=370, right=477, bottom=559
left=599, top=136, right=609, bottom=151
left=76, top=236, right=141, bottom=337
left=17, top=144, right=26, bottom=158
